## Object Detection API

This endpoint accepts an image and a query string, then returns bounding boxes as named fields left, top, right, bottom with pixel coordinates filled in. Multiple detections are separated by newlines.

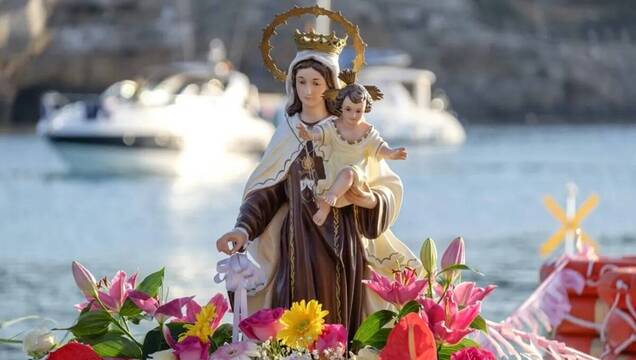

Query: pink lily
left=452, top=282, right=496, bottom=307
left=363, top=267, right=428, bottom=306
left=72, top=264, right=137, bottom=313
left=440, top=237, right=465, bottom=284
left=419, top=296, right=480, bottom=345
left=441, top=237, right=465, bottom=269
left=128, top=290, right=194, bottom=323
left=175, top=294, right=229, bottom=330
left=96, top=271, right=138, bottom=312
left=163, top=326, right=209, bottom=360
left=72, top=261, right=97, bottom=297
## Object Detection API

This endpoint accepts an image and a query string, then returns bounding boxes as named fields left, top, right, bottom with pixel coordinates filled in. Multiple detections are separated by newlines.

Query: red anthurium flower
left=48, top=342, right=102, bottom=360
left=379, top=313, right=437, bottom=360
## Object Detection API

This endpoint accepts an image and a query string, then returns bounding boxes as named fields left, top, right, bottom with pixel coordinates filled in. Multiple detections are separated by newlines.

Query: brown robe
left=234, top=140, right=391, bottom=340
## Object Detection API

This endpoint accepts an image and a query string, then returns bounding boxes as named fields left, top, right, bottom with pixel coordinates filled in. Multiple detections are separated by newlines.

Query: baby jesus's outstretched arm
left=296, top=124, right=321, bottom=142
left=377, top=143, right=407, bottom=160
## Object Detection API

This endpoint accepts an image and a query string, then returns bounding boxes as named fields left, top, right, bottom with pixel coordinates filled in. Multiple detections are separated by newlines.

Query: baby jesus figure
left=297, top=70, right=407, bottom=226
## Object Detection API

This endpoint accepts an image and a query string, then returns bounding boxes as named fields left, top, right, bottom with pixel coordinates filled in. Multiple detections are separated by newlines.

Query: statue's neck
left=299, top=106, right=329, bottom=125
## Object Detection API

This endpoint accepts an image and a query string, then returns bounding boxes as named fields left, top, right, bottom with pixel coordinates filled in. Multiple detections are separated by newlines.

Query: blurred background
left=1, top=0, right=635, bottom=356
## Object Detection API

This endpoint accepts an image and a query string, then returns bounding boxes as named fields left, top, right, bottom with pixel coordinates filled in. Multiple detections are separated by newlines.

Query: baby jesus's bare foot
left=313, top=196, right=334, bottom=226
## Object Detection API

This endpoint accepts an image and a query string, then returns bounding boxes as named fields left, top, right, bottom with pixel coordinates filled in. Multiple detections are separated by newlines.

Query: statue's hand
left=389, top=147, right=407, bottom=160
left=216, top=229, right=248, bottom=255
left=344, top=181, right=378, bottom=209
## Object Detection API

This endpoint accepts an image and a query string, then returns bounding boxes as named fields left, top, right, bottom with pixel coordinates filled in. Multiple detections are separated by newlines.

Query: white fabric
left=214, top=253, right=266, bottom=342
left=242, top=49, right=341, bottom=197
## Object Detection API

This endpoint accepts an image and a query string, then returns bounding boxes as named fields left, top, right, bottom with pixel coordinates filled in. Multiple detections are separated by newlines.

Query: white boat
left=358, top=66, right=466, bottom=145
left=37, top=63, right=275, bottom=175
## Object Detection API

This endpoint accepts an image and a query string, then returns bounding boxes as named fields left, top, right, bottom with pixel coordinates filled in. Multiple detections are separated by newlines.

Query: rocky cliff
left=2, top=0, right=636, bottom=125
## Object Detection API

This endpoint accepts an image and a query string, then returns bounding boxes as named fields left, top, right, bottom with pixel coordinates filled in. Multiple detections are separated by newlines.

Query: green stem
left=121, top=316, right=132, bottom=334
left=437, top=281, right=451, bottom=305
left=0, top=338, right=22, bottom=344
left=93, top=296, right=143, bottom=348
left=426, top=271, right=434, bottom=298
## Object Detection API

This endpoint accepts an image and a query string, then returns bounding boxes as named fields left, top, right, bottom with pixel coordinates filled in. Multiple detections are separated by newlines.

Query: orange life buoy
left=598, top=267, right=636, bottom=310
left=604, top=304, right=636, bottom=355
left=554, top=334, right=602, bottom=357
left=541, top=257, right=636, bottom=296
left=556, top=295, right=608, bottom=336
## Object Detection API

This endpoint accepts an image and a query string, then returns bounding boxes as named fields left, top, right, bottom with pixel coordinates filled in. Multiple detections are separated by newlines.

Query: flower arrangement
left=5, top=238, right=501, bottom=360
left=350, top=237, right=496, bottom=360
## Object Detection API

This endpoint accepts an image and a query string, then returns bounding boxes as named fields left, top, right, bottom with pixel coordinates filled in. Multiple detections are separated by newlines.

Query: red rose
left=451, top=347, right=496, bottom=360
left=48, top=342, right=102, bottom=360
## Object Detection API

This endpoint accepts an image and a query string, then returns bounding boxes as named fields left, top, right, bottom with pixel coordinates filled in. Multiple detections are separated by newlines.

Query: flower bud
left=441, top=237, right=465, bottom=269
left=23, top=328, right=56, bottom=359
left=72, top=261, right=97, bottom=297
left=420, top=238, right=437, bottom=276
left=441, top=237, right=465, bottom=283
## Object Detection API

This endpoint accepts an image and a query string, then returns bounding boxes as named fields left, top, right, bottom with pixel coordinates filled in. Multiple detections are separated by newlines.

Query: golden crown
left=293, top=29, right=347, bottom=54
left=261, top=6, right=366, bottom=82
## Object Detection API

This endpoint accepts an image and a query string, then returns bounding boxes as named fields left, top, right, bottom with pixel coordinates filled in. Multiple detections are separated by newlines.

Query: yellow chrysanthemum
left=179, top=303, right=217, bottom=343
left=277, top=299, right=329, bottom=349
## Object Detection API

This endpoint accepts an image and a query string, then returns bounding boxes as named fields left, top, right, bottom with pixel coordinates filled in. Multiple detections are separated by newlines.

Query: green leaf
left=438, top=338, right=480, bottom=360
left=365, top=328, right=391, bottom=350
left=119, top=298, right=142, bottom=317
left=141, top=327, right=168, bottom=360
left=121, top=268, right=165, bottom=319
left=397, top=300, right=421, bottom=320
left=352, top=310, right=396, bottom=351
left=136, top=268, right=165, bottom=298
left=82, top=332, right=142, bottom=358
left=141, top=323, right=187, bottom=360
left=438, top=264, right=483, bottom=276
left=470, top=315, right=488, bottom=334
left=210, top=323, right=233, bottom=352
left=69, top=310, right=112, bottom=337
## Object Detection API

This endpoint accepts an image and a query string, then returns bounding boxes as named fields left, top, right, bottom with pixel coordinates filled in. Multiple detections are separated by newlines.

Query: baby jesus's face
left=341, top=97, right=366, bottom=126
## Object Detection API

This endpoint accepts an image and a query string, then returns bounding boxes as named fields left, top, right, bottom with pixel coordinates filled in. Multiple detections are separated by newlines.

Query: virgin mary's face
left=295, top=67, right=328, bottom=108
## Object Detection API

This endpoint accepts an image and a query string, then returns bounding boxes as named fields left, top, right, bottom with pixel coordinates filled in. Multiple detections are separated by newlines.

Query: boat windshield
left=103, top=72, right=228, bottom=107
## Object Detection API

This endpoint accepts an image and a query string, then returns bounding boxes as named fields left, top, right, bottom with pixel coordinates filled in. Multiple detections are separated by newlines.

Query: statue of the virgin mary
left=217, top=6, right=420, bottom=339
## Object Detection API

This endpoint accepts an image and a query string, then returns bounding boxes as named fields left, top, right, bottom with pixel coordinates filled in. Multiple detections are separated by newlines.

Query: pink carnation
left=312, top=324, right=347, bottom=353
left=451, top=347, right=496, bottom=360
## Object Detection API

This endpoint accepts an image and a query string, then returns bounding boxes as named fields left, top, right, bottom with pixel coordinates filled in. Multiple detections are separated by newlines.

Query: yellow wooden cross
left=540, top=193, right=600, bottom=256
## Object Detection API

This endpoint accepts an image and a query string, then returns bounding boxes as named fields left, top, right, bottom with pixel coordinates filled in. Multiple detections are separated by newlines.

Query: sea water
left=1, top=125, right=635, bottom=357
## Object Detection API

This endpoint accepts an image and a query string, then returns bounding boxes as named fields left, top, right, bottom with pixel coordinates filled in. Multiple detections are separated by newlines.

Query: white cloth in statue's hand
left=214, top=253, right=266, bottom=295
